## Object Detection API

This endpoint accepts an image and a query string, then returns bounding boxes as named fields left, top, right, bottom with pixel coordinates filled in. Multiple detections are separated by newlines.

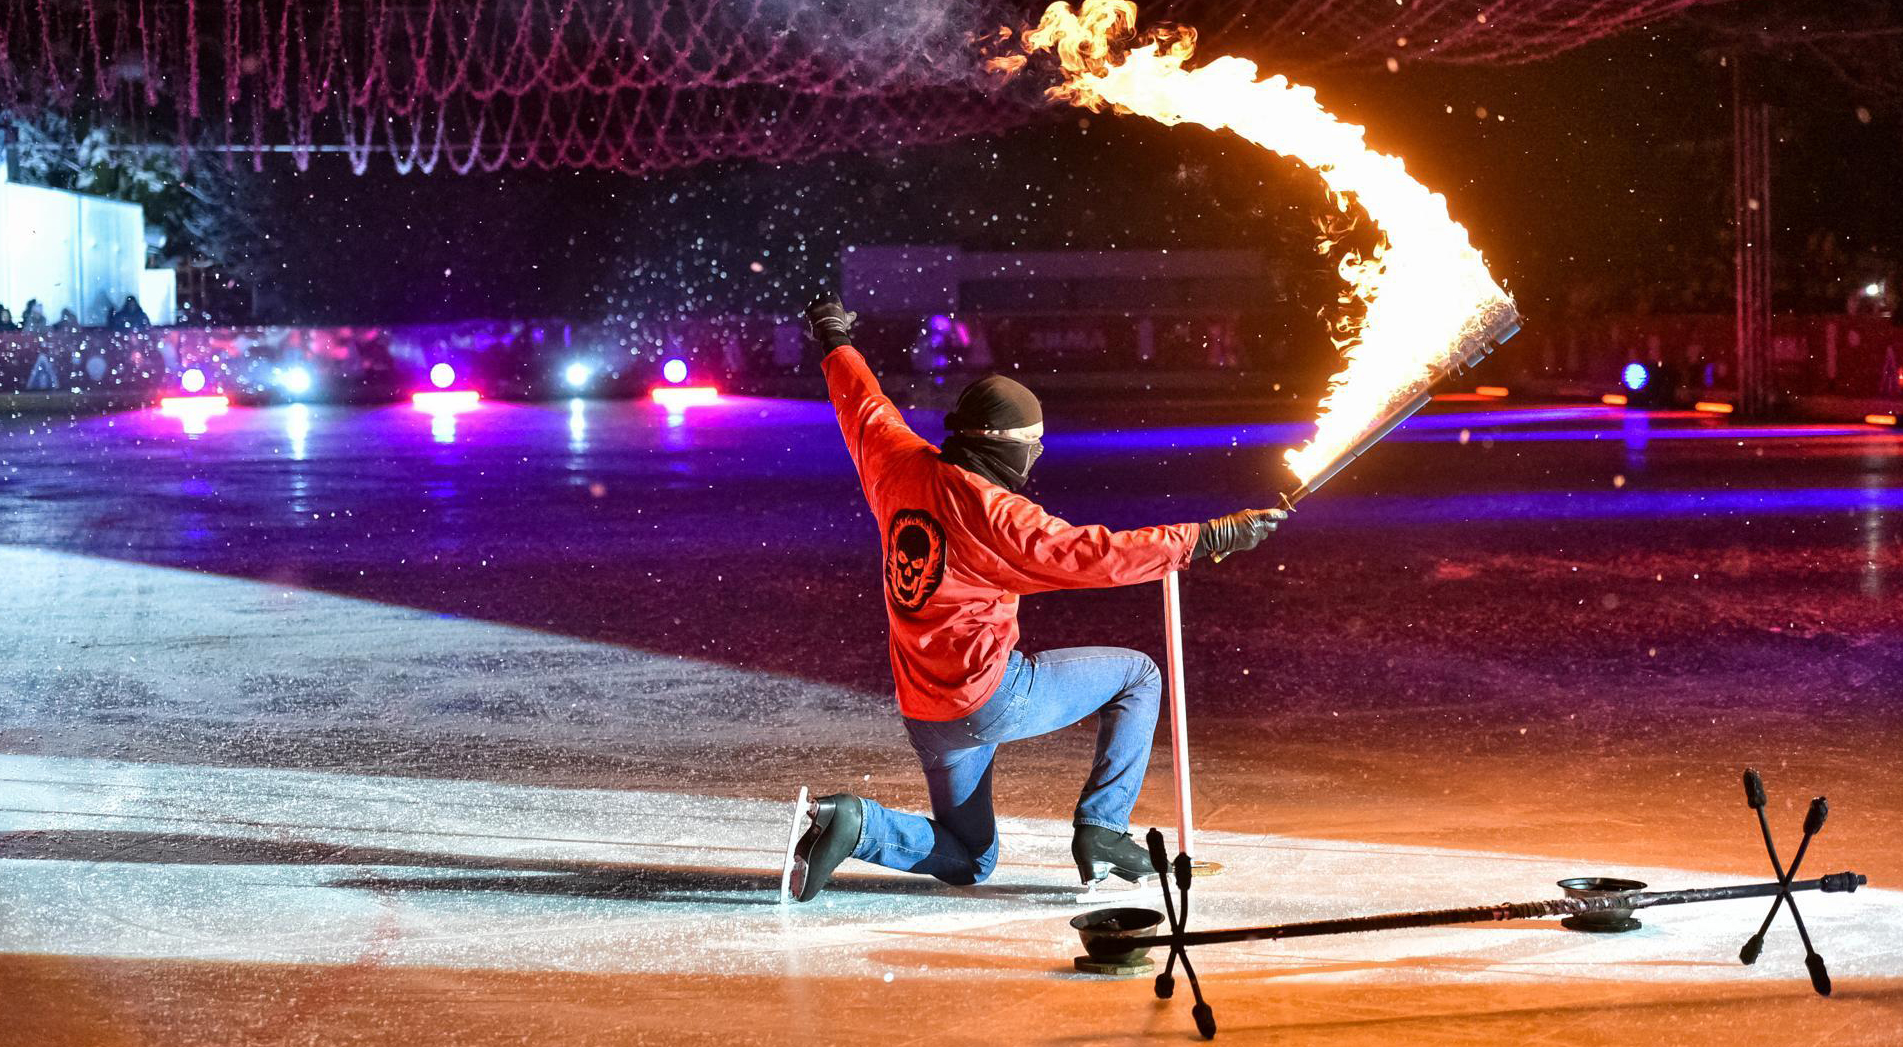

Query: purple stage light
left=1359, top=485, right=1903, bottom=522
left=429, top=363, right=456, bottom=389
left=159, top=394, right=228, bottom=414
left=180, top=368, right=207, bottom=393
left=413, top=389, right=480, bottom=412
left=157, top=394, right=230, bottom=435
left=662, top=358, right=688, bottom=384
left=1622, top=363, right=1651, bottom=392
left=1057, top=412, right=1871, bottom=455
left=1402, top=406, right=1618, bottom=430
left=651, top=385, right=719, bottom=410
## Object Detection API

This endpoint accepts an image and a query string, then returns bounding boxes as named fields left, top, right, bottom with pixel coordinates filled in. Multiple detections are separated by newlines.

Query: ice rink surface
left=5, top=752, right=1899, bottom=982
left=2, top=395, right=1900, bottom=1043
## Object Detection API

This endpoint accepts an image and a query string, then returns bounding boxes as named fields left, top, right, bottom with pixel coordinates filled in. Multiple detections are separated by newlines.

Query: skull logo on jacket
left=886, top=509, right=947, bottom=612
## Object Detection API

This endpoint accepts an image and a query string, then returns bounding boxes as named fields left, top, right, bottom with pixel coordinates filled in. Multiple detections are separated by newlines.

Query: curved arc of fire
left=1010, top=1, right=1517, bottom=486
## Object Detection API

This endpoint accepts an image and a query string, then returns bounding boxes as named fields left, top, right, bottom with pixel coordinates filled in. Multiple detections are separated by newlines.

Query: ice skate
left=1072, top=825, right=1160, bottom=901
left=782, top=792, right=865, bottom=903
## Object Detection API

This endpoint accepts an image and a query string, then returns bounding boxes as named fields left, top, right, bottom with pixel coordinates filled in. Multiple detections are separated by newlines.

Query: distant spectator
left=0, top=306, right=15, bottom=331
left=20, top=300, right=47, bottom=330
left=111, top=295, right=150, bottom=331
left=53, top=308, right=80, bottom=332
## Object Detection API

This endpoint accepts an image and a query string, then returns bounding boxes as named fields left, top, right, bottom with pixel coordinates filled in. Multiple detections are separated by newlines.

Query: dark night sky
left=218, top=27, right=1900, bottom=327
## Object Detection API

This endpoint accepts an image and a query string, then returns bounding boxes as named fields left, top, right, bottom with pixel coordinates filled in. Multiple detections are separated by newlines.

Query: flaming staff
left=1000, top=1, right=1520, bottom=867
left=1003, top=0, right=1521, bottom=505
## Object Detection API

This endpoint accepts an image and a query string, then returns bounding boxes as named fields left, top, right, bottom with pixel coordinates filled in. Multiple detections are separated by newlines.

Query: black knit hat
left=944, top=374, right=1041, bottom=432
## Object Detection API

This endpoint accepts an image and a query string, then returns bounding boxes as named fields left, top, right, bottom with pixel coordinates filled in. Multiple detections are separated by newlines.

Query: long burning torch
left=1001, top=0, right=1523, bottom=511
left=1003, top=1, right=1523, bottom=871
left=1277, top=308, right=1521, bottom=512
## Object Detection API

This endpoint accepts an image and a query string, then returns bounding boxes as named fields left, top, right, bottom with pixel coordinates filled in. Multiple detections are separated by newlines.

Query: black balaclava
left=940, top=374, right=1044, bottom=492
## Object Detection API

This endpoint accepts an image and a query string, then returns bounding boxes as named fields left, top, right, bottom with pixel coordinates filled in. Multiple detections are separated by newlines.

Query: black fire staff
left=1071, top=769, right=1870, bottom=1040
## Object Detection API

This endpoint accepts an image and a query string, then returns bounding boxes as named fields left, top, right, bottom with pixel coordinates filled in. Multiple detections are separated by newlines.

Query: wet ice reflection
left=568, top=398, right=589, bottom=455
left=286, top=402, right=311, bottom=461
left=412, top=391, right=482, bottom=445
left=1862, top=442, right=1891, bottom=599
left=1622, top=407, right=1650, bottom=474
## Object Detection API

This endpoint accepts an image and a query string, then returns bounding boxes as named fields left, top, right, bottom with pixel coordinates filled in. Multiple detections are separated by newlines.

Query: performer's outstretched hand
left=806, top=292, right=857, bottom=351
left=1194, top=508, right=1287, bottom=562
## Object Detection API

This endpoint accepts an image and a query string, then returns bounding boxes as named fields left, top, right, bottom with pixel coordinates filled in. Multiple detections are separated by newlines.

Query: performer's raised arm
left=811, top=294, right=929, bottom=480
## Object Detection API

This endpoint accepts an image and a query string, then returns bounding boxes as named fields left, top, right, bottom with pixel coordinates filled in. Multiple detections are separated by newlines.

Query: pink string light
left=1164, top=0, right=1743, bottom=67
left=0, top=1, right=1747, bottom=175
left=0, top=0, right=1029, bottom=173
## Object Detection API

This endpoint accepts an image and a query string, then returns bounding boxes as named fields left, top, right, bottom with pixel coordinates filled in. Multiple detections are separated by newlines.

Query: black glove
left=806, top=293, right=857, bottom=352
left=1193, top=508, right=1287, bottom=562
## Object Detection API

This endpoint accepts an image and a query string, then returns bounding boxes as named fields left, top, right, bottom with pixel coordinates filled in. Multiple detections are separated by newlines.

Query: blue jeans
left=851, top=647, right=1162, bottom=886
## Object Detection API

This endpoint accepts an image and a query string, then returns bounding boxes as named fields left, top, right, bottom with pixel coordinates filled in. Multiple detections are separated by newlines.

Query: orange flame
left=1009, top=1, right=1517, bottom=486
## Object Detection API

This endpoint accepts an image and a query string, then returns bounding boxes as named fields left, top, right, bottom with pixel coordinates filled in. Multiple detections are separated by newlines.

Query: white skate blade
left=778, top=785, right=809, bottom=905
left=1072, top=872, right=1157, bottom=905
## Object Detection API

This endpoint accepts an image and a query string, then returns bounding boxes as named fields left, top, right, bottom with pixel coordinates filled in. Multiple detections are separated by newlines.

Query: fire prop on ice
left=999, top=1, right=1521, bottom=503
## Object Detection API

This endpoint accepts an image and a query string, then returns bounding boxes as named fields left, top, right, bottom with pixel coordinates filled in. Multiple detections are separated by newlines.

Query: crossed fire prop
left=1070, top=771, right=1868, bottom=1040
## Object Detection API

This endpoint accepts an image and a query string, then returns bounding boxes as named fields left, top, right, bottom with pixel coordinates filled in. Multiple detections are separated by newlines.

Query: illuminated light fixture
left=279, top=366, right=313, bottom=396
left=1621, top=362, right=1651, bottom=392
left=1694, top=401, right=1735, bottom=415
left=1474, top=385, right=1509, bottom=398
left=159, top=394, right=230, bottom=415
left=564, top=361, right=592, bottom=389
left=412, top=389, right=481, bottom=412
left=1866, top=414, right=1898, bottom=427
left=1601, top=393, right=1629, bottom=406
left=429, top=362, right=456, bottom=389
left=1865, top=283, right=1884, bottom=298
left=650, top=385, right=719, bottom=410
left=180, top=367, right=207, bottom=393
left=158, top=394, right=230, bottom=435
left=661, top=358, right=689, bottom=384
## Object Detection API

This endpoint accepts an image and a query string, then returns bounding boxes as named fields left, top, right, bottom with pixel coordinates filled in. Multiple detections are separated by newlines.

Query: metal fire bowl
left=1072, top=907, right=1165, bottom=964
left=1557, top=876, right=1649, bottom=933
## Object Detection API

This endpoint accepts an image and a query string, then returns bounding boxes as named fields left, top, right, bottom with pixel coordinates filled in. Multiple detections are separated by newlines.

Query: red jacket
left=825, top=346, right=1200, bottom=722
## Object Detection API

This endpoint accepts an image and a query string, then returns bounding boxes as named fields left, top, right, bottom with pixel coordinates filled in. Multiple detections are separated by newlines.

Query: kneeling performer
left=791, top=294, right=1283, bottom=899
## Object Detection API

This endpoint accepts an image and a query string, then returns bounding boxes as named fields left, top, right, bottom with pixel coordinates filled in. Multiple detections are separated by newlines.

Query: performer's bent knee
left=937, top=842, right=1000, bottom=886
left=1138, top=652, right=1161, bottom=685
left=935, top=865, right=990, bottom=887
left=1130, top=652, right=1162, bottom=695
